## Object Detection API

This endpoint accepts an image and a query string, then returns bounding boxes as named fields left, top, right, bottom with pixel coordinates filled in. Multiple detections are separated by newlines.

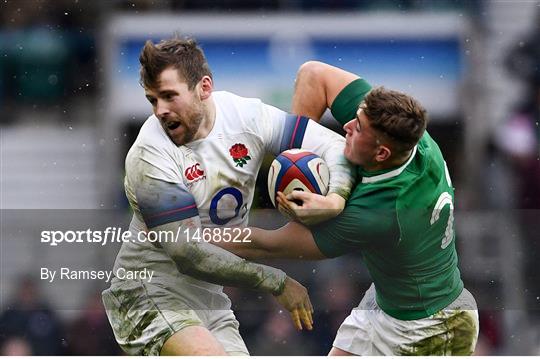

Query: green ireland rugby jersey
left=311, top=79, right=463, bottom=320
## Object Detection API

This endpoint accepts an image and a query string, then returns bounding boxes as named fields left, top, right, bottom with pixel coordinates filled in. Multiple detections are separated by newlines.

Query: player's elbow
left=296, top=61, right=327, bottom=87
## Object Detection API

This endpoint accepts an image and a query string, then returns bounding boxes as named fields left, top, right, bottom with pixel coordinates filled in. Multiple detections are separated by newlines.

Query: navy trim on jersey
left=279, top=115, right=310, bottom=152
left=136, top=181, right=199, bottom=228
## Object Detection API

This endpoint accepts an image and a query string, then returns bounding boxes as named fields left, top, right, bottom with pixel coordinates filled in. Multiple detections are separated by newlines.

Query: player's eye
left=147, top=98, right=157, bottom=106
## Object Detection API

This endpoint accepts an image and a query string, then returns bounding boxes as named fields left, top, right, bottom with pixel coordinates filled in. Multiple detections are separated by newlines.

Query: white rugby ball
left=267, top=149, right=330, bottom=207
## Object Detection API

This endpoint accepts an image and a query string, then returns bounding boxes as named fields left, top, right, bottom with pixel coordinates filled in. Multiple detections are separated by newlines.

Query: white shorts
left=333, top=284, right=479, bottom=355
left=102, top=279, right=249, bottom=356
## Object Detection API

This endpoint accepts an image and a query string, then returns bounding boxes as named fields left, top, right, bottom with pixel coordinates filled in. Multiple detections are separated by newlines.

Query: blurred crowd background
left=1, top=0, right=539, bottom=355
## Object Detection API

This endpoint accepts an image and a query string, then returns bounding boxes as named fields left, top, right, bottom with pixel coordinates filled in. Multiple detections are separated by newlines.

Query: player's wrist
left=254, top=265, right=287, bottom=295
left=271, top=272, right=287, bottom=296
left=326, top=193, right=346, bottom=212
left=328, top=186, right=351, bottom=202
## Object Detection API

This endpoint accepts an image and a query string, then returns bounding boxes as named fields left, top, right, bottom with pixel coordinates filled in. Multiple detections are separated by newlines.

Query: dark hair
left=139, top=36, right=212, bottom=90
left=363, top=87, right=427, bottom=152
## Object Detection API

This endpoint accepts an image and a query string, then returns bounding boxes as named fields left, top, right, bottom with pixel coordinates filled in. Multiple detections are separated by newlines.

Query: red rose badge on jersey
left=229, top=143, right=251, bottom=167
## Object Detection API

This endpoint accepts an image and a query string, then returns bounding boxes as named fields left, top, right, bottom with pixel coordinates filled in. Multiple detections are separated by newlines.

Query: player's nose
left=343, top=120, right=354, bottom=133
left=155, top=99, right=170, bottom=119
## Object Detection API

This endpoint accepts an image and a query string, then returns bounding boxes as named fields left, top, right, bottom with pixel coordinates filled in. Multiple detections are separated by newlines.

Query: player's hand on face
left=274, top=276, right=313, bottom=331
left=276, top=191, right=345, bottom=225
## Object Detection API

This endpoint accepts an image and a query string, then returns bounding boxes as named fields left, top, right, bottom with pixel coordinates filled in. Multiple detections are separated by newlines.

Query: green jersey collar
left=361, top=145, right=418, bottom=184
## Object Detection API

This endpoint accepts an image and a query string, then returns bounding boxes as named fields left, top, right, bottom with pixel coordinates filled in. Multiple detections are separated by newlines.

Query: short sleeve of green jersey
left=330, top=78, right=372, bottom=126
left=310, top=200, right=400, bottom=258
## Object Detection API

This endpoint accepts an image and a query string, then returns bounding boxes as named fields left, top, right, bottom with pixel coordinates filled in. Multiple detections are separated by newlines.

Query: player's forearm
left=218, top=224, right=325, bottom=261
left=211, top=227, right=282, bottom=260
left=155, top=223, right=286, bottom=295
left=174, top=241, right=285, bottom=294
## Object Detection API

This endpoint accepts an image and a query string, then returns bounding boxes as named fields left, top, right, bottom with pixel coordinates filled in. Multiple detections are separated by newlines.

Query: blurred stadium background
left=1, top=0, right=539, bottom=355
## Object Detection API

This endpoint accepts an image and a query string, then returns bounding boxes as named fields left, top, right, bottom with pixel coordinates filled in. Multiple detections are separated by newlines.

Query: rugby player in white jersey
left=101, top=38, right=354, bottom=355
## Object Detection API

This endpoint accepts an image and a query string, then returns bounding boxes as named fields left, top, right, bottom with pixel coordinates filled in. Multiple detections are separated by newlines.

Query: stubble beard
left=181, top=112, right=203, bottom=144
left=168, top=103, right=205, bottom=146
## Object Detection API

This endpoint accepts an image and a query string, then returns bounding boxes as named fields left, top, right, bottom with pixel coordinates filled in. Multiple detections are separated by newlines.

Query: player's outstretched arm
left=154, top=219, right=313, bottom=330
left=213, top=221, right=326, bottom=261
left=132, top=161, right=313, bottom=330
left=292, top=61, right=360, bottom=121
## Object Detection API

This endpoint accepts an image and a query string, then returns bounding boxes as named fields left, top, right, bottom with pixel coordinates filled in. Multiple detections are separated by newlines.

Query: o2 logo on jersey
left=210, top=187, right=248, bottom=225
left=184, top=163, right=206, bottom=184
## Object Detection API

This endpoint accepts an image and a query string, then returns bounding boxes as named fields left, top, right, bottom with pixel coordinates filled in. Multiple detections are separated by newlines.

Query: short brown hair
left=363, top=87, right=427, bottom=152
left=139, top=36, right=212, bottom=90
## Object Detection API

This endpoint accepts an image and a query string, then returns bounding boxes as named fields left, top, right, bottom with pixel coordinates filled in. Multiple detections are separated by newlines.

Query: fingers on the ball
left=278, top=199, right=297, bottom=218
left=288, top=190, right=309, bottom=201
left=282, top=195, right=300, bottom=210
left=277, top=193, right=292, bottom=208
left=288, top=202, right=300, bottom=211
left=277, top=201, right=289, bottom=212
left=278, top=204, right=294, bottom=219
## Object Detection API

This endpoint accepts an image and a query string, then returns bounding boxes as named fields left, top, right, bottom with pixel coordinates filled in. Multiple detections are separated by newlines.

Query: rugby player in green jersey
left=214, top=61, right=479, bottom=355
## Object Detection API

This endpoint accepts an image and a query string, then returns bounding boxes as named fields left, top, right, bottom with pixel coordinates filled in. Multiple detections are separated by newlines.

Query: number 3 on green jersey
left=430, top=161, right=454, bottom=249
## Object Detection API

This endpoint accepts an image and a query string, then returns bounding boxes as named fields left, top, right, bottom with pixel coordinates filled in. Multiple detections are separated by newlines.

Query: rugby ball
left=267, top=149, right=330, bottom=207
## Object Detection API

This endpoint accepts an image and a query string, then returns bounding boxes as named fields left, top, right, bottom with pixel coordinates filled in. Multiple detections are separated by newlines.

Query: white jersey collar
left=361, top=145, right=418, bottom=184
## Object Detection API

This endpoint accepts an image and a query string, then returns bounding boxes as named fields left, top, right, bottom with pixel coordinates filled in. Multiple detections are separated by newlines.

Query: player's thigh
left=332, top=285, right=379, bottom=355
left=411, top=288, right=478, bottom=355
left=206, top=309, right=249, bottom=355
left=386, top=309, right=478, bottom=355
left=328, top=346, right=355, bottom=356
left=377, top=289, right=479, bottom=355
left=332, top=308, right=377, bottom=355
left=160, top=325, right=227, bottom=356
left=102, top=280, right=205, bottom=355
left=433, top=289, right=479, bottom=355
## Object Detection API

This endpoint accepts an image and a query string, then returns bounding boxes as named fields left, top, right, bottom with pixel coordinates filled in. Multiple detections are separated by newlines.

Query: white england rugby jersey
left=112, top=91, right=353, bottom=308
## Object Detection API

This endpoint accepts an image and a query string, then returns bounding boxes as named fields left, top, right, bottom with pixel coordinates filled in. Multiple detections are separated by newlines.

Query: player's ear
left=198, top=76, right=213, bottom=100
left=374, top=145, right=391, bottom=162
